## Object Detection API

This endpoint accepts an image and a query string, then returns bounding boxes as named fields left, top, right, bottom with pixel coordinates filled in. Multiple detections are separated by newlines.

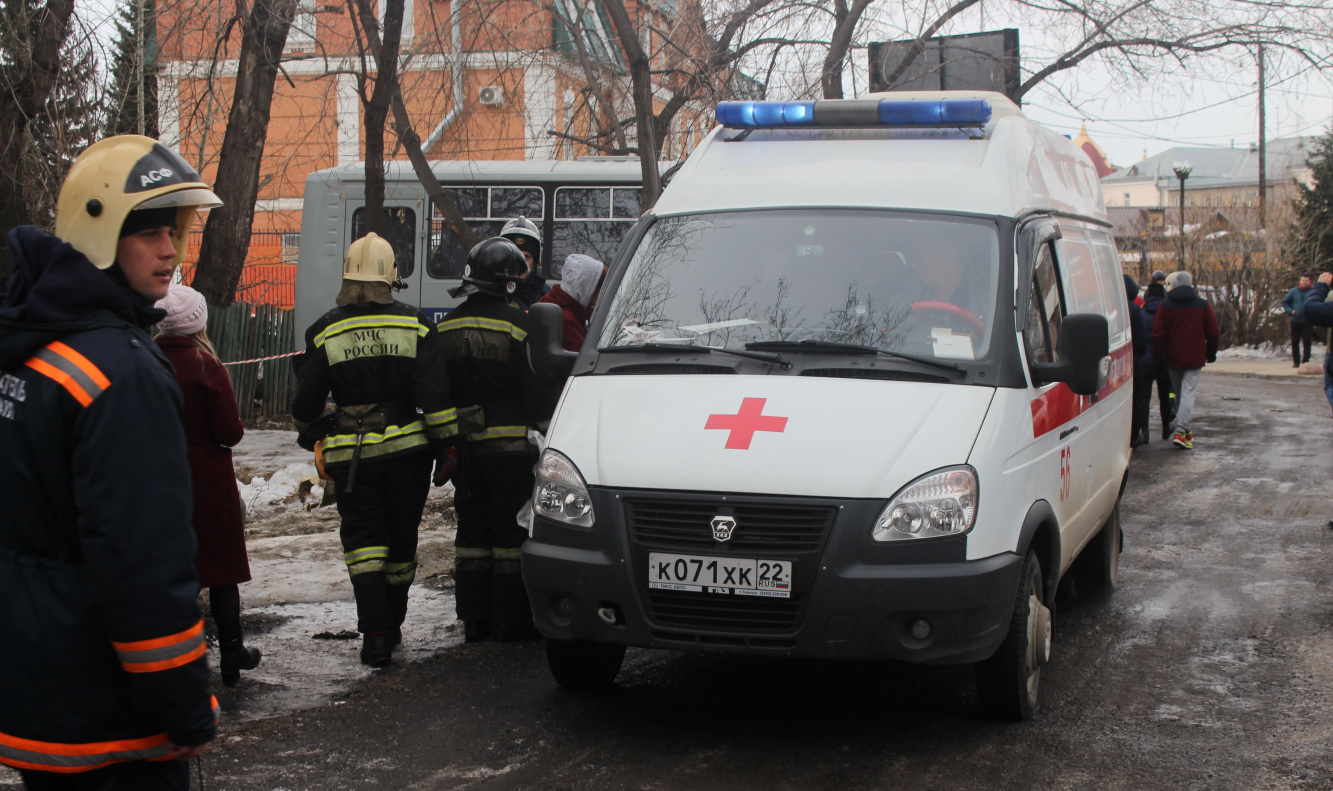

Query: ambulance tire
left=1072, top=503, right=1120, bottom=600
left=976, top=551, right=1047, bottom=721
left=546, top=639, right=626, bottom=691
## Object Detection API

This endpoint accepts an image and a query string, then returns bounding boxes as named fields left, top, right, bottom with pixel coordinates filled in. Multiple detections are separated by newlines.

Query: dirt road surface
left=5, top=372, right=1331, bottom=790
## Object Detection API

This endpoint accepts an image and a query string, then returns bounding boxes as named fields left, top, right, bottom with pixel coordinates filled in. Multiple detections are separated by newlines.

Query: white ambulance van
left=521, top=91, right=1131, bottom=720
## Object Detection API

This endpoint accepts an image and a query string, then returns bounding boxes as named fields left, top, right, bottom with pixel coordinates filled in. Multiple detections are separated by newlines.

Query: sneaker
left=1171, top=432, right=1193, bottom=450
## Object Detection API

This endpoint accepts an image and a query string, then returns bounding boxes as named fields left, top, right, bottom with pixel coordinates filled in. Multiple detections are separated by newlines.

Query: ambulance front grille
left=625, top=501, right=835, bottom=553
left=645, top=591, right=802, bottom=634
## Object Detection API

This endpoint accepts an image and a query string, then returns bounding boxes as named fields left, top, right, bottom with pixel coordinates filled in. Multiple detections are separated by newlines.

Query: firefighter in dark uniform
left=292, top=232, right=462, bottom=667
left=440, top=238, right=557, bottom=641
left=0, top=135, right=219, bottom=788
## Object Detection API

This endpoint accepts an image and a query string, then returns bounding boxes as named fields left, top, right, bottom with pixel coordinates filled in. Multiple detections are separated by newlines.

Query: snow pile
left=238, top=462, right=320, bottom=514
left=1215, top=343, right=1288, bottom=361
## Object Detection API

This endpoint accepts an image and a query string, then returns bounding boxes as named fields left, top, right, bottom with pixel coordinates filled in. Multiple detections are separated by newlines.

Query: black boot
left=387, top=583, right=411, bottom=649
left=464, top=620, right=492, bottom=642
left=492, top=558, right=539, bottom=641
left=211, top=585, right=260, bottom=686
left=360, top=630, right=394, bottom=667
left=220, top=641, right=262, bottom=687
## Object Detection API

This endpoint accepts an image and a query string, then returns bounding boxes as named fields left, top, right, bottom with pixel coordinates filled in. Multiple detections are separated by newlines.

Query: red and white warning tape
left=221, top=350, right=303, bottom=366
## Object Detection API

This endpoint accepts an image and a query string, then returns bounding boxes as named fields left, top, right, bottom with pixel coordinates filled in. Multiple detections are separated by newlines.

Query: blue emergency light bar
left=715, top=98, right=992, bottom=129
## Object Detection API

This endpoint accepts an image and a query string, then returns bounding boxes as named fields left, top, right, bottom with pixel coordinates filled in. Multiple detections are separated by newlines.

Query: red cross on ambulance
left=704, top=398, right=788, bottom=449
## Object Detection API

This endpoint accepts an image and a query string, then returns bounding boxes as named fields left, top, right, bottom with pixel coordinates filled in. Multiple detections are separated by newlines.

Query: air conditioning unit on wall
left=479, top=86, right=505, bottom=106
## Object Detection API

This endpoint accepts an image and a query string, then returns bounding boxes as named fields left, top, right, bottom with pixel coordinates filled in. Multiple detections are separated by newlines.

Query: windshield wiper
left=599, top=341, right=791, bottom=369
left=743, top=340, right=963, bottom=374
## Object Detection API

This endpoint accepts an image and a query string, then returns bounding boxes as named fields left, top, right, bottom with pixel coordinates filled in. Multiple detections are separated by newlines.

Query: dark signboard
left=868, top=29, right=1020, bottom=102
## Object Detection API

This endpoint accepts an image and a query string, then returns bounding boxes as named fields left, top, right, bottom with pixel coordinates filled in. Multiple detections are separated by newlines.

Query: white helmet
left=343, top=232, right=397, bottom=286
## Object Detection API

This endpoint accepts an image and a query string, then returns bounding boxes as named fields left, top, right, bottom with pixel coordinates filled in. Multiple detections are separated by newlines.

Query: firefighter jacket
left=292, top=300, right=459, bottom=467
left=0, top=227, right=218, bottom=774
left=437, top=293, right=557, bottom=453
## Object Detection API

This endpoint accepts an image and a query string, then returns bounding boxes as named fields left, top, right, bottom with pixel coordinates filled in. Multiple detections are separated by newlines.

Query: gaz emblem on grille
left=711, top=516, right=737, bottom=542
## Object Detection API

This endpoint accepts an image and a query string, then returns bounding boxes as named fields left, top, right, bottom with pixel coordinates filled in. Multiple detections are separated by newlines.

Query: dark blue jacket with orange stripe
left=0, top=227, right=217, bottom=774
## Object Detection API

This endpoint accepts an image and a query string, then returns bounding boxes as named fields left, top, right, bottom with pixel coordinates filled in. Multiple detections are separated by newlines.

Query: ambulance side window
left=1024, top=242, right=1064, bottom=365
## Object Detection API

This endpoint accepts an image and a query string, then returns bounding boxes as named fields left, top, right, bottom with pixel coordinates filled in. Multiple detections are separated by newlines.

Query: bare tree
left=0, top=0, right=76, bottom=281
left=821, top=0, right=874, bottom=99
left=190, top=0, right=299, bottom=305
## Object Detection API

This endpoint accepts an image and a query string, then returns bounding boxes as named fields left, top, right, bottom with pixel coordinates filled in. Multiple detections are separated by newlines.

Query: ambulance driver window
left=598, top=209, right=1001, bottom=360
left=1024, top=242, right=1064, bottom=365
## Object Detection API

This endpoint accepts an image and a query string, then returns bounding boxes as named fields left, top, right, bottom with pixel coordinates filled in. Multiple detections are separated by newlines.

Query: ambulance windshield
left=598, top=209, right=1001, bottom=362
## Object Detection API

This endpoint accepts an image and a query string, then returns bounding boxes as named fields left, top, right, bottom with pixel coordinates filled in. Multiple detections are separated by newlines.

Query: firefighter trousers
left=453, top=453, right=537, bottom=630
left=19, top=760, right=189, bottom=790
left=331, top=452, right=433, bottom=635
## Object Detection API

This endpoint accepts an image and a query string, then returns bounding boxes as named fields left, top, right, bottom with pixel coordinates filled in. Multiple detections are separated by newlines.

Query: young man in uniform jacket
left=292, top=232, right=461, bottom=667
left=1151, top=270, right=1220, bottom=450
left=0, top=135, right=220, bottom=788
left=439, top=238, right=558, bottom=642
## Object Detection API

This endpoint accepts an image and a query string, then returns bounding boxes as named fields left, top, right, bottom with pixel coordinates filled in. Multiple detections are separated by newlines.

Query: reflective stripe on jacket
left=292, top=300, right=458, bottom=467
left=437, top=294, right=556, bottom=453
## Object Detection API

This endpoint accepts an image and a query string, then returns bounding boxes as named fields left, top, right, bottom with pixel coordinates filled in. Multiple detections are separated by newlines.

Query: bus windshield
left=597, top=210, right=1002, bottom=361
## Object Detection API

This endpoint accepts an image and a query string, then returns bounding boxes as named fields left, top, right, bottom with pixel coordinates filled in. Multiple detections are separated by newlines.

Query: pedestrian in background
left=1296, top=272, right=1333, bottom=416
left=155, top=284, right=262, bottom=687
left=537, top=254, right=606, bottom=353
left=1125, top=275, right=1152, bottom=447
left=0, top=134, right=218, bottom=788
left=1283, top=275, right=1314, bottom=368
left=1152, top=271, right=1220, bottom=450
left=1141, top=270, right=1176, bottom=438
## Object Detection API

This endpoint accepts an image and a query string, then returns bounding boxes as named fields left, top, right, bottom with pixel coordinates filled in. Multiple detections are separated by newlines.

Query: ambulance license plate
left=647, top=552, right=792, bottom=598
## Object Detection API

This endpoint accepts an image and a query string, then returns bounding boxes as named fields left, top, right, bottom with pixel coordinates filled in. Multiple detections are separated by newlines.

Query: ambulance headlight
left=533, top=449, right=595, bottom=528
left=872, top=466, right=977, bottom=541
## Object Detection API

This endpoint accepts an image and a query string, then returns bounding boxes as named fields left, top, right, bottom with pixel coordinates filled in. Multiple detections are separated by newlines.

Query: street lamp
left=1172, top=161, right=1192, bottom=269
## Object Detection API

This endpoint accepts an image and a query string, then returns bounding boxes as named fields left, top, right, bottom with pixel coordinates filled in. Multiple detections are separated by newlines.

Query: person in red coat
left=538, top=253, right=607, bottom=352
left=155, top=284, right=262, bottom=685
left=1150, top=271, right=1220, bottom=450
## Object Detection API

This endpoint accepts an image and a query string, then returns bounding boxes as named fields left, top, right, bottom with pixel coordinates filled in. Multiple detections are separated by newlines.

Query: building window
left=1123, top=193, right=1131, bottom=207
left=285, top=0, right=316, bottom=52
left=281, top=233, right=300, bottom=264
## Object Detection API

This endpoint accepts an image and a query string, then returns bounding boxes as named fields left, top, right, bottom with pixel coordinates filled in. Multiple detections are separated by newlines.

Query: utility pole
left=136, top=0, right=145, bottom=135
left=1257, top=44, right=1266, bottom=229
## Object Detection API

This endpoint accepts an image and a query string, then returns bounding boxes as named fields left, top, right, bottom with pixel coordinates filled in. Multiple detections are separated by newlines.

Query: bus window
left=427, top=186, right=543, bottom=280
left=351, top=206, right=416, bottom=277
left=551, top=186, right=639, bottom=278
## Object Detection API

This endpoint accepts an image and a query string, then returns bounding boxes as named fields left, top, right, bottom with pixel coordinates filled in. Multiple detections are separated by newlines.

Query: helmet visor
left=135, top=187, right=223, bottom=211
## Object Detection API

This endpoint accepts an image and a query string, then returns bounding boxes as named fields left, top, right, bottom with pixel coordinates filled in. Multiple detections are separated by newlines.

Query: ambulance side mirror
left=1031, top=313, right=1110, bottom=396
left=528, top=302, right=578, bottom=375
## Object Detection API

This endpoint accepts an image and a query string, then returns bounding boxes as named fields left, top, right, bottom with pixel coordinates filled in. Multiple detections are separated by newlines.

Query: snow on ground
left=213, top=430, right=462, bottom=724
left=1215, top=343, right=1311, bottom=361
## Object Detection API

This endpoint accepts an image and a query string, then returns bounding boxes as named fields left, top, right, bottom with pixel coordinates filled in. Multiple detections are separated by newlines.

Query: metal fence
left=208, top=302, right=299, bottom=419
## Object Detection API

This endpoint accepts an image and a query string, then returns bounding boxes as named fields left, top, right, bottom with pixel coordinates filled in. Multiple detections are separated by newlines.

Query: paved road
left=194, top=373, right=1333, bottom=790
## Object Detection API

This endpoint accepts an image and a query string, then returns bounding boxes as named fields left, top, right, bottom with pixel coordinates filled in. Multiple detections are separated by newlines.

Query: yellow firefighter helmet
left=55, top=135, right=222, bottom=271
left=343, top=232, right=397, bottom=285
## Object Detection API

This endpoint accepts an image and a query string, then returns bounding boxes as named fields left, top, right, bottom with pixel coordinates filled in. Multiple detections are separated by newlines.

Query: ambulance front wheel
left=546, top=639, right=626, bottom=691
left=975, top=550, right=1049, bottom=721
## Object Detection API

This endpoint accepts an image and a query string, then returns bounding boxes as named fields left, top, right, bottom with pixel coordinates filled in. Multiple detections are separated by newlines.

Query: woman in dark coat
left=155, top=284, right=261, bottom=685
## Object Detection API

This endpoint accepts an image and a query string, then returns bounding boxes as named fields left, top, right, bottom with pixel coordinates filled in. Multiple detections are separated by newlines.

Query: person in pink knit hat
left=154, top=283, right=262, bottom=686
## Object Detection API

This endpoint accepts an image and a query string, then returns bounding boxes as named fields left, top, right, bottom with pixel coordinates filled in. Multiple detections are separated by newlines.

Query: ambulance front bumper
left=522, top=488, right=1023, bottom=664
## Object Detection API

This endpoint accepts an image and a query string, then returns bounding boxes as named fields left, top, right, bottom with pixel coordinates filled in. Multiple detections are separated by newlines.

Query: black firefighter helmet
left=449, top=237, right=528, bottom=299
